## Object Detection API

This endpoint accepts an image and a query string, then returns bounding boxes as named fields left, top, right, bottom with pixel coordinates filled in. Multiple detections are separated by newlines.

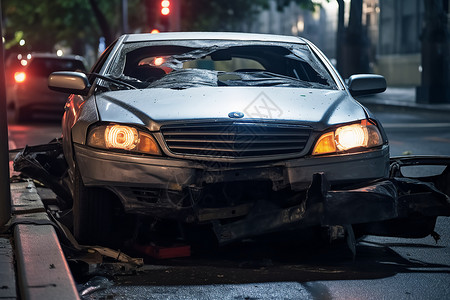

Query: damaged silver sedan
left=39, top=32, right=449, bottom=247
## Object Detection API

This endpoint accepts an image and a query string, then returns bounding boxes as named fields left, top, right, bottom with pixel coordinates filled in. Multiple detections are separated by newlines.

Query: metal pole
left=170, top=0, right=180, bottom=31
left=122, top=0, right=128, bottom=34
left=0, top=2, right=11, bottom=227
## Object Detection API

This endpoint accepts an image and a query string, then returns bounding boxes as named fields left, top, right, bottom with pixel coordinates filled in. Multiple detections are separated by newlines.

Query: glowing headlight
left=336, top=124, right=368, bottom=151
left=312, top=120, right=383, bottom=155
left=87, top=124, right=161, bottom=155
left=105, top=125, right=138, bottom=150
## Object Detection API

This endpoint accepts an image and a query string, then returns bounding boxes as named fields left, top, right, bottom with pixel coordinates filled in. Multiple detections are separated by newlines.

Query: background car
left=10, top=53, right=86, bottom=122
left=47, top=32, right=448, bottom=248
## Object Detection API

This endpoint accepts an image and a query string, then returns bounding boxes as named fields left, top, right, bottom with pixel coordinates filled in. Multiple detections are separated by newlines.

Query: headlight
left=87, top=124, right=161, bottom=155
left=312, top=120, right=383, bottom=155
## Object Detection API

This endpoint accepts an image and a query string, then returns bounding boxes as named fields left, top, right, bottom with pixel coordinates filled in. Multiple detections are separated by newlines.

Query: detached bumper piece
left=12, top=139, right=71, bottom=204
left=214, top=157, right=450, bottom=245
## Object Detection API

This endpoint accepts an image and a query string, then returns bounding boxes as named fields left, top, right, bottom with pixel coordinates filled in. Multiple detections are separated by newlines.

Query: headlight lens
left=87, top=124, right=161, bottom=155
left=312, top=120, right=383, bottom=155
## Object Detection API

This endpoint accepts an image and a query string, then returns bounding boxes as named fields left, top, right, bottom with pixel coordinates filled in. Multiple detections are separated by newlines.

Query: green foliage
left=2, top=0, right=317, bottom=55
left=4, top=0, right=100, bottom=53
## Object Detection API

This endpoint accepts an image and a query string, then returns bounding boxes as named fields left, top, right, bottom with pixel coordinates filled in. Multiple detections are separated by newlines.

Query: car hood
left=95, top=87, right=367, bottom=131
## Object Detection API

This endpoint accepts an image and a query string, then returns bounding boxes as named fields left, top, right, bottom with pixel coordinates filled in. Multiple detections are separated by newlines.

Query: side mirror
left=48, top=71, right=90, bottom=96
left=347, top=74, right=386, bottom=97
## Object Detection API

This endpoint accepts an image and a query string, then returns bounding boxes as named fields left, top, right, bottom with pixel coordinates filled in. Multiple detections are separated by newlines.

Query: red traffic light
left=161, top=0, right=170, bottom=15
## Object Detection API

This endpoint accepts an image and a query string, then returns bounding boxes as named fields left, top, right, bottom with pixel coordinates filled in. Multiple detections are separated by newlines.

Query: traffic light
left=160, top=0, right=170, bottom=16
left=159, top=0, right=170, bottom=30
left=151, top=0, right=179, bottom=32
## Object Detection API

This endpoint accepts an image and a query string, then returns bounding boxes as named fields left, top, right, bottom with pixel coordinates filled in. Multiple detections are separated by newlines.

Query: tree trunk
left=336, top=0, right=345, bottom=73
left=340, top=0, right=370, bottom=78
left=88, top=0, right=114, bottom=46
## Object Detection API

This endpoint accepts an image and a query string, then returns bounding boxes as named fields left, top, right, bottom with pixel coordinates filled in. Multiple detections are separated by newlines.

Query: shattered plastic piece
left=78, top=276, right=113, bottom=297
left=134, top=243, right=191, bottom=259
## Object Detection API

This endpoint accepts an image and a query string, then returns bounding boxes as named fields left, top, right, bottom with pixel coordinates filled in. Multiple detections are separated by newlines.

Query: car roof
left=28, top=53, right=85, bottom=61
left=123, top=32, right=307, bottom=44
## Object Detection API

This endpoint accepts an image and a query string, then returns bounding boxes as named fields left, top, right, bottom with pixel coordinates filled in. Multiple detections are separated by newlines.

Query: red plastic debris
left=134, top=244, right=191, bottom=259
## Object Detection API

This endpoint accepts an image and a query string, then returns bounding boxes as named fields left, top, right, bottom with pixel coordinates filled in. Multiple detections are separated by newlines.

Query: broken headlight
left=312, top=119, right=383, bottom=155
left=87, top=124, right=161, bottom=155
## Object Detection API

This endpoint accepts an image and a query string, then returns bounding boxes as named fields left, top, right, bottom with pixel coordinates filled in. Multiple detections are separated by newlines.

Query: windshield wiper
left=90, top=73, right=139, bottom=90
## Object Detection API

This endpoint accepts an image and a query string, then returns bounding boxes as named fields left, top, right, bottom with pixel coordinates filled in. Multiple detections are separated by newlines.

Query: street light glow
left=57, top=50, right=64, bottom=56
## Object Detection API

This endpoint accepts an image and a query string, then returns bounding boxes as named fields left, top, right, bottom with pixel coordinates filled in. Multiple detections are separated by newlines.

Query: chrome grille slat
left=168, top=145, right=305, bottom=152
left=161, top=122, right=312, bottom=158
left=165, top=138, right=309, bottom=144
left=163, top=132, right=310, bottom=137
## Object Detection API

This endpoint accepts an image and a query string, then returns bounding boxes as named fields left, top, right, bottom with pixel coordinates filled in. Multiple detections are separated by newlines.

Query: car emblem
left=228, top=111, right=244, bottom=119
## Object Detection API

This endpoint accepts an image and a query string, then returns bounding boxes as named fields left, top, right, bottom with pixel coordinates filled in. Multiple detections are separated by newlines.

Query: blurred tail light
left=14, top=72, right=26, bottom=83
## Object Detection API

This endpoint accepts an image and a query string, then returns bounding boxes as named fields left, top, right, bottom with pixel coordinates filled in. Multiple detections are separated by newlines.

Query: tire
left=73, top=166, right=115, bottom=246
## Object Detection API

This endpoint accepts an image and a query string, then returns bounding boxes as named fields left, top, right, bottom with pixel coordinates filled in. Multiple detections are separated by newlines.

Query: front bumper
left=75, top=144, right=390, bottom=188
left=74, top=143, right=390, bottom=211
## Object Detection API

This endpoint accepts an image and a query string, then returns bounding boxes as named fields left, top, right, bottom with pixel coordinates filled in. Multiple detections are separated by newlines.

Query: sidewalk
left=356, top=86, right=450, bottom=113
left=0, top=180, right=80, bottom=300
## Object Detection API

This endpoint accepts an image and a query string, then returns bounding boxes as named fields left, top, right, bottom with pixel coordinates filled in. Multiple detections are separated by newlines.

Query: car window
left=28, top=58, right=86, bottom=77
left=104, top=41, right=337, bottom=90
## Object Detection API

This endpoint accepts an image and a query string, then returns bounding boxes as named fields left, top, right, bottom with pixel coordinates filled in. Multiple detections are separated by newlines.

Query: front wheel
left=73, top=167, right=115, bottom=246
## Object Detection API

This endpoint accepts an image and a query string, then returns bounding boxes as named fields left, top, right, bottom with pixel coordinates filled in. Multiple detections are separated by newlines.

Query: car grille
left=160, top=122, right=312, bottom=158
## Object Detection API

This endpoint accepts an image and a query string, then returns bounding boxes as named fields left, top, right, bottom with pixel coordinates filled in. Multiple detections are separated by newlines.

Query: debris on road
left=133, top=243, right=191, bottom=259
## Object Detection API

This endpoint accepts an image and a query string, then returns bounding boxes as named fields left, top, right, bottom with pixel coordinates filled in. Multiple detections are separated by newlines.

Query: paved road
left=7, top=106, right=450, bottom=300
left=366, top=104, right=450, bottom=156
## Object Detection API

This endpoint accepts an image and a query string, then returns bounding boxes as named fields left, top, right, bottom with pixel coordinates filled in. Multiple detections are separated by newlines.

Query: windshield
left=102, top=40, right=337, bottom=90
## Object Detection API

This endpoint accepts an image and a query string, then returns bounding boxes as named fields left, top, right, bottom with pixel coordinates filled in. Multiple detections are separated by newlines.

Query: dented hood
left=94, top=87, right=367, bottom=130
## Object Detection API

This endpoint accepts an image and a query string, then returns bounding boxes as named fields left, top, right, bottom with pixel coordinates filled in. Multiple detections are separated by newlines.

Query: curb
left=10, top=181, right=80, bottom=300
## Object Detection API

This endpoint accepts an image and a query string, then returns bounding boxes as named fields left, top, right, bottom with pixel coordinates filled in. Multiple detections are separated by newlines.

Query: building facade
left=250, top=0, right=441, bottom=87
left=376, top=0, right=424, bottom=86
